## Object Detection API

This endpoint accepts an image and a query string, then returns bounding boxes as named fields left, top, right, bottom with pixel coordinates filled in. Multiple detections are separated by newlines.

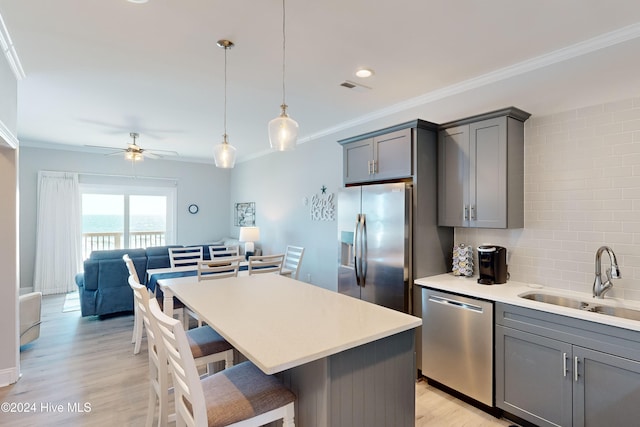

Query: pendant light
left=213, top=39, right=237, bottom=168
left=268, top=0, right=298, bottom=151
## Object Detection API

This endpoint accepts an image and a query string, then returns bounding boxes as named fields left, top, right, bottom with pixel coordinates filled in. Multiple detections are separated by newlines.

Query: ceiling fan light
left=125, top=151, right=144, bottom=162
left=268, top=108, right=298, bottom=151
left=213, top=136, right=237, bottom=168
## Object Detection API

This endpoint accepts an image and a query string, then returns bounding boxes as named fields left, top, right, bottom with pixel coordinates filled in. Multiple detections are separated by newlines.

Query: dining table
left=156, top=273, right=421, bottom=426
left=146, top=260, right=292, bottom=293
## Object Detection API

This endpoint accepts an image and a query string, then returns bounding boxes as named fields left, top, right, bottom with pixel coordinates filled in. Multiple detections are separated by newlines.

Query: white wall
left=0, top=52, right=19, bottom=385
left=231, top=96, right=640, bottom=302
left=0, top=50, right=17, bottom=141
left=458, top=97, right=640, bottom=301
left=19, top=146, right=232, bottom=291
left=230, top=137, right=342, bottom=291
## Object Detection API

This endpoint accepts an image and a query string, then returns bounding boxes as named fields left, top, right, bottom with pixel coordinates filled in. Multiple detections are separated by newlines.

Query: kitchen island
left=158, top=274, right=421, bottom=426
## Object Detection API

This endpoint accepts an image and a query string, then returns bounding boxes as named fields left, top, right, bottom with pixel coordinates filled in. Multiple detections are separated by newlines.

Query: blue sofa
left=75, top=243, right=232, bottom=317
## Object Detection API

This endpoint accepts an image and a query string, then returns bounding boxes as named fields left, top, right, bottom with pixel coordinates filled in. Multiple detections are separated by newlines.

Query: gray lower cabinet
left=496, top=325, right=573, bottom=426
left=495, top=303, right=640, bottom=427
left=573, top=346, right=640, bottom=426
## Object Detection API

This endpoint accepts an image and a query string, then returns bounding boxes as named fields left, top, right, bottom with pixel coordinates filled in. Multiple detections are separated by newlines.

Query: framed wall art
left=235, top=202, right=256, bottom=226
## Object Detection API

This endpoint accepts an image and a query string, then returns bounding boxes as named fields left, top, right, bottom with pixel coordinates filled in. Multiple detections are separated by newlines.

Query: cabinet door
left=469, top=117, right=507, bottom=228
left=343, top=138, right=374, bottom=184
left=496, top=325, right=573, bottom=427
left=373, top=128, right=412, bottom=181
left=438, top=125, right=469, bottom=227
left=573, top=346, right=640, bottom=426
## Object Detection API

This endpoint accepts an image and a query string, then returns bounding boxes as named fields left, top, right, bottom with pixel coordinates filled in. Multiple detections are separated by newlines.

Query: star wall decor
left=310, top=185, right=335, bottom=221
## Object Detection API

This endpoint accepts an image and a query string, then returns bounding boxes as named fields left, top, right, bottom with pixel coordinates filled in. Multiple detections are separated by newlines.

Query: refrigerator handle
left=360, top=214, right=368, bottom=287
left=353, top=214, right=361, bottom=286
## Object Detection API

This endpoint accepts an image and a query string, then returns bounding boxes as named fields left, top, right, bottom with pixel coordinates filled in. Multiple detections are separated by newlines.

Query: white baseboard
left=0, top=366, right=20, bottom=387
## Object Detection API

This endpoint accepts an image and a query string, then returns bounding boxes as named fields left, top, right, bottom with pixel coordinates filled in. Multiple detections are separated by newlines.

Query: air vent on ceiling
left=340, top=80, right=371, bottom=93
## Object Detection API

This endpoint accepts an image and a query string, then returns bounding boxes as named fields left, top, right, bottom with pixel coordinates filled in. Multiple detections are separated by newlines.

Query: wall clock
left=188, top=204, right=199, bottom=214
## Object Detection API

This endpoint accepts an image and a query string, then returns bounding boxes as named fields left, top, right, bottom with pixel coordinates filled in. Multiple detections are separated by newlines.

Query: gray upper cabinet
left=341, top=127, right=412, bottom=184
left=438, top=107, right=530, bottom=228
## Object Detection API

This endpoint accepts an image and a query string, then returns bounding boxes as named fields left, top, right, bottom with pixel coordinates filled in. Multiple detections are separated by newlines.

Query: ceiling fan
left=86, top=132, right=178, bottom=161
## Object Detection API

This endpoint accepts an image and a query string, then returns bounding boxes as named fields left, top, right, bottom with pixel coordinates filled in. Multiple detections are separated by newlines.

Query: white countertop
left=415, top=273, right=640, bottom=333
left=160, top=274, right=422, bottom=374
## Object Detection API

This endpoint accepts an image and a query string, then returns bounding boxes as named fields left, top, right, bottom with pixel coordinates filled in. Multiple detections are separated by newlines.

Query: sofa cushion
left=90, top=248, right=146, bottom=261
left=146, top=245, right=182, bottom=270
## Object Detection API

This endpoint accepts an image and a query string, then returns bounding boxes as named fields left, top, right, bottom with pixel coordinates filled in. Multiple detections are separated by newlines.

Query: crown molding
left=299, top=22, right=640, bottom=146
left=0, top=12, right=25, bottom=79
left=0, top=119, right=18, bottom=149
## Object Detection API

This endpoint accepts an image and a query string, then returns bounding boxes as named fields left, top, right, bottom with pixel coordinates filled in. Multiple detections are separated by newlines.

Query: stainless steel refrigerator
left=338, top=182, right=412, bottom=312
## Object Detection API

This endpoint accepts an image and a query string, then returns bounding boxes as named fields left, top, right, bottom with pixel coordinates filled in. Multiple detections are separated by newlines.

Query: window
left=80, top=180, right=176, bottom=259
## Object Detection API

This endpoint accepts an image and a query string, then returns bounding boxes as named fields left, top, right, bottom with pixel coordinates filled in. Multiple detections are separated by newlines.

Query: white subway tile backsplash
left=604, top=99, right=634, bottom=112
left=577, top=104, right=604, bottom=117
left=623, top=119, right=640, bottom=132
left=456, top=97, right=640, bottom=301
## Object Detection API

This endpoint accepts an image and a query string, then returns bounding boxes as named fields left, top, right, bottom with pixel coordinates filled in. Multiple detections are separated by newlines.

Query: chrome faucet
left=593, top=246, right=621, bottom=299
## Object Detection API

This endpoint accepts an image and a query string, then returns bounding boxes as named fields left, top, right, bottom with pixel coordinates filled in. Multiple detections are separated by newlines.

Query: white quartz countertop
left=163, top=274, right=422, bottom=374
left=415, top=273, right=640, bottom=333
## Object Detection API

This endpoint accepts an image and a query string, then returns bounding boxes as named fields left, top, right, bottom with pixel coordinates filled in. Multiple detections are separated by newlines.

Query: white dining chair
left=208, top=244, right=239, bottom=259
left=169, top=246, right=203, bottom=268
left=248, top=254, right=285, bottom=275
left=129, top=276, right=235, bottom=427
left=197, top=257, right=242, bottom=281
left=148, top=296, right=296, bottom=427
left=283, top=245, right=305, bottom=280
left=123, top=254, right=144, bottom=354
left=192, top=257, right=242, bottom=327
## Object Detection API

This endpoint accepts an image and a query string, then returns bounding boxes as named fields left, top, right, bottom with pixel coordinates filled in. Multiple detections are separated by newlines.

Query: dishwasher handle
left=427, top=294, right=484, bottom=313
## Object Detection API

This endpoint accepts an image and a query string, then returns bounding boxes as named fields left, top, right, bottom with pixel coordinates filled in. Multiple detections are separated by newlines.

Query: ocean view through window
left=81, top=185, right=176, bottom=259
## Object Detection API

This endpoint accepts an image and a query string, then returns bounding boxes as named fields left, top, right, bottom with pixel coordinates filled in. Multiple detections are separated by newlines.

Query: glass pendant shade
left=213, top=135, right=236, bottom=168
left=214, top=39, right=236, bottom=168
left=269, top=0, right=298, bottom=151
left=269, top=106, right=299, bottom=151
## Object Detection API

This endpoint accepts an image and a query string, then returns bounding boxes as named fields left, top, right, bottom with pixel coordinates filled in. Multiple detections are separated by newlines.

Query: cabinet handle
left=470, top=205, right=476, bottom=220
left=574, top=356, right=579, bottom=382
left=463, top=205, right=469, bottom=221
left=563, top=352, right=568, bottom=377
left=367, top=160, right=372, bottom=175
left=372, top=160, right=377, bottom=174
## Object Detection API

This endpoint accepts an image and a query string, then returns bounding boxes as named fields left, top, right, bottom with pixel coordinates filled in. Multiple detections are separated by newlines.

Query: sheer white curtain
left=34, top=171, right=82, bottom=295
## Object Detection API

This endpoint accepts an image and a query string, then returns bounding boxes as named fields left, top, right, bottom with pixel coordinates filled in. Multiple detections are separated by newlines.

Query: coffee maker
left=477, top=245, right=508, bottom=285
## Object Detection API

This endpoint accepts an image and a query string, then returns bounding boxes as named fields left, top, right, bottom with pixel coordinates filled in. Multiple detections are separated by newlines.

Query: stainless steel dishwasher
left=421, top=287, right=494, bottom=406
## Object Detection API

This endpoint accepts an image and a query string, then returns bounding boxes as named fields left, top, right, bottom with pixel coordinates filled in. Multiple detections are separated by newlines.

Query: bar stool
left=129, top=276, right=234, bottom=426
left=148, top=294, right=296, bottom=427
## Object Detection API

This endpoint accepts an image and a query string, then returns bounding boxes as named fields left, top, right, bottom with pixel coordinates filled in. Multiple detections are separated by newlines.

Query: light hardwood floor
left=0, top=294, right=516, bottom=426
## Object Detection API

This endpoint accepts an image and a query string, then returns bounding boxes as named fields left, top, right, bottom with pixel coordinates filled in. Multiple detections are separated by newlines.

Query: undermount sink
left=587, top=305, right=640, bottom=322
left=520, top=293, right=589, bottom=310
left=519, top=292, right=640, bottom=322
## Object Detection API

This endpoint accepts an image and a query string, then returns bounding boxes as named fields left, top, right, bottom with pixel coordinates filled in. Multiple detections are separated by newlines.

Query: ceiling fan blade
left=105, top=151, right=125, bottom=157
left=148, top=148, right=179, bottom=156
left=84, top=144, right=124, bottom=151
left=144, top=152, right=162, bottom=159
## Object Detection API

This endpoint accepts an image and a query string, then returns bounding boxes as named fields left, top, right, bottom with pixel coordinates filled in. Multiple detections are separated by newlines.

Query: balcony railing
left=82, top=231, right=166, bottom=259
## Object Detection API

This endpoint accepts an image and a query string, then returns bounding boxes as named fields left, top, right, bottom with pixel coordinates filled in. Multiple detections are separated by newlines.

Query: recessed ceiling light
left=127, top=0, right=149, bottom=4
left=355, top=68, right=374, bottom=78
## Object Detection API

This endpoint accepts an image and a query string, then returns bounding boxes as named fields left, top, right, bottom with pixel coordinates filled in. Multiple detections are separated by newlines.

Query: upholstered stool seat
left=187, top=325, right=233, bottom=359
left=199, top=361, right=296, bottom=427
